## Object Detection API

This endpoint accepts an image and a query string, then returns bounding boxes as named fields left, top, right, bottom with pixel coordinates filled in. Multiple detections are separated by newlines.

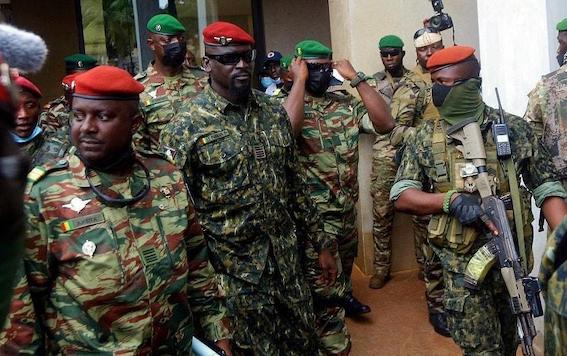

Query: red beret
left=14, top=75, right=42, bottom=98
left=426, top=46, right=476, bottom=71
left=61, top=72, right=81, bottom=87
left=72, top=65, right=144, bottom=100
left=203, top=21, right=255, bottom=46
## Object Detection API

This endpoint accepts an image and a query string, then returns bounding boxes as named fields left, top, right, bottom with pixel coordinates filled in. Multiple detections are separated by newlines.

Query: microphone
left=0, top=24, right=48, bottom=73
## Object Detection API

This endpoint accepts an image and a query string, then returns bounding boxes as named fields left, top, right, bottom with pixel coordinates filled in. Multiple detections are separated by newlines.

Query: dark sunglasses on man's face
left=306, top=62, right=332, bottom=72
left=205, top=49, right=256, bottom=65
left=380, top=49, right=401, bottom=57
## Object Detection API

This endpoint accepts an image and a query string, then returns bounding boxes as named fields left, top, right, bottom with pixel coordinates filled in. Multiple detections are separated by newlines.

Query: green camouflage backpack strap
left=431, top=120, right=451, bottom=191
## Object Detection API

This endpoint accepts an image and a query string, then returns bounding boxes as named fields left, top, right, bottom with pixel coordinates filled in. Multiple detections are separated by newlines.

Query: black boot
left=341, top=293, right=371, bottom=316
left=429, top=312, right=451, bottom=337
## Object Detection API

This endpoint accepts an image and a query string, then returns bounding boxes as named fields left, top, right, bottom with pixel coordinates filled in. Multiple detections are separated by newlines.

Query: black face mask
left=162, top=42, right=186, bottom=68
left=306, top=70, right=332, bottom=96
left=431, top=82, right=452, bottom=107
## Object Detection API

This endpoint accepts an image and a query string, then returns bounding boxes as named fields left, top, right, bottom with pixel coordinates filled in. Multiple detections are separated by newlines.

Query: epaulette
left=136, top=148, right=169, bottom=161
left=27, top=158, right=69, bottom=185
left=373, top=71, right=387, bottom=81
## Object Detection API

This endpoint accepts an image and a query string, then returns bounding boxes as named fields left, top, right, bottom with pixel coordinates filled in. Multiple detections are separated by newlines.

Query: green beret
left=557, top=17, right=567, bottom=32
left=147, top=14, right=186, bottom=35
left=280, top=54, right=293, bottom=70
left=295, top=40, right=332, bottom=59
left=378, top=35, right=404, bottom=49
left=64, top=53, right=97, bottom=71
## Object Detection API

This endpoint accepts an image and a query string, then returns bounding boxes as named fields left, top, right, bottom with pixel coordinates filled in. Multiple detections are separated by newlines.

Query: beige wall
left=263, top=0, right=331, bottom=55
left=327, top=0, right=480, bottom=274
left=11, top=0, right=80, bottom=104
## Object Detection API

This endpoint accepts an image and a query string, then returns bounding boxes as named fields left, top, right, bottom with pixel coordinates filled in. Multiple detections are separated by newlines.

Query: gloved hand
left=449, top=193, right=485, bottom=226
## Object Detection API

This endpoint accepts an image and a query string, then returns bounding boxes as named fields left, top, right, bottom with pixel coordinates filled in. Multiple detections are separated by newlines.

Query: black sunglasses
left=205, top=49, right=256, bottom=65
left=306, top=62, right=332, bottom=72
left=413, top=27, right=439, bottom=39
left=380, top=49, right=402, bottom=57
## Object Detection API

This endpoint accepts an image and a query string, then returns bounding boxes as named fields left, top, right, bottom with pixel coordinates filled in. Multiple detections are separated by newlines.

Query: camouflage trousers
left=371, top=152, right=443, bottom=314
left=303, top=239, right=351, bottom=355
left=443, top=266, right=518, bottom=355
left=544, top=303, right=567, bottom=356
left=220, top=267, right=320, bottom=355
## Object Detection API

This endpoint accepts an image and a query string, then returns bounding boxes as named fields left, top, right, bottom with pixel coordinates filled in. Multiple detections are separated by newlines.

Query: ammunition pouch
left=428, top=213, right=477, bottom=254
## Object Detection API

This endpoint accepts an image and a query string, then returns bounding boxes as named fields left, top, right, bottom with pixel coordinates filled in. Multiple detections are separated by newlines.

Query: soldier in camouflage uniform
left=524, top=17, right=567, bottom=192
left=391, top=46, right=567, bottom=355
left=388, top=28, right=449, bottom=335
left=12, top=75, right=69, bottom=168
left=38, top=53, right=97, bottom=137
left=0, top=66, right=231, bottom=354
left=540, top=216, right=567, bottom=356
left=160, top=22, right=337, bottom=355
left=293, top=39, right=393, bottom=352
left=134, top=14, right=208, bottom=153
left=367, top=35, right=409, bottom=289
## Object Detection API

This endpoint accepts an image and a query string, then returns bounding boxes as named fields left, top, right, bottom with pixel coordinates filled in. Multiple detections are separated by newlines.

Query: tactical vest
left=414, top=71, right=439, bottom=124
left=427, top=120, right=533, bottom=258
left=542, top=69, right=567, bottom=180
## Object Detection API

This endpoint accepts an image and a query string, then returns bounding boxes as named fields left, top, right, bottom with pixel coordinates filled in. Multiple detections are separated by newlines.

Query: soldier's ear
left=202, top=57, right=211, bottom=73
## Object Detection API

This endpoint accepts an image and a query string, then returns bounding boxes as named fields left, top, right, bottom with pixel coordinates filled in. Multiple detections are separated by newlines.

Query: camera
left=427, top=0, right=454, bottom=32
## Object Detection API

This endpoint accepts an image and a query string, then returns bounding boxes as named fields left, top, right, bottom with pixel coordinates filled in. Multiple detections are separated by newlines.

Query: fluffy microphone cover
left=0, top=23, right=48, bottom=73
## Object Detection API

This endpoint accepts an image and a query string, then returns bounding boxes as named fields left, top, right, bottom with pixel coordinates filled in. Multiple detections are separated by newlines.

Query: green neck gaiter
left=438, top=78, right=485, bottom=126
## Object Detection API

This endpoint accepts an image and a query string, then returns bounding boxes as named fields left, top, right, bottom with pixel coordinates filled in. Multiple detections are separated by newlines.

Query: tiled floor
left=346, top=268, right=460, bottom=356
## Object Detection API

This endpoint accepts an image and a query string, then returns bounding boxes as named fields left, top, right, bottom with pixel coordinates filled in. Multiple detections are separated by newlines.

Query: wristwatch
left=350, top=71, right=367, bottom=88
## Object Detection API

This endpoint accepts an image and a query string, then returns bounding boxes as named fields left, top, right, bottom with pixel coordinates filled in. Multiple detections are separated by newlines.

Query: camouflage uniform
left=160, top=86, right=328, bottom=355
left=296, top=91, right=376, bottom=353
left=38, top=96, right=70, bottom=138
left=524, top=63, right=567, bottom=191
left=539, top=216, right=567, bottom=356
left=134, top=63, right=208, bottom=152
left=389, top=64, right=444, bottom=313
left=368, top=69, right=407, bottom=279
left=0, top=150, right=229, bottom=354
left=17, top=128, right=70, bottom=169
left=392, top=106, right=567, bottom=354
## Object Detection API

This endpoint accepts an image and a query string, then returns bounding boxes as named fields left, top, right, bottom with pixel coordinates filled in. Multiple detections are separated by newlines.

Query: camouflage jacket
left=389, top=64, right=438, bottom=147
left=367, top=69, right=407, bottom=153
left=393, top=105, right=567, bottom=272
left=134, top=63, right=208, bottom=153
left=298, top=91, right=373, bottom=233
left=18, top=129, right=70, bottom=169
left=540, top=216, right=567, bottom=317
left=160, top=86, right=330, bottom=290
left=0, top=151, right=228, bottom=354
left=524, top=63, right=567, bottom=179
left=38, top=96, right=70, bottom=137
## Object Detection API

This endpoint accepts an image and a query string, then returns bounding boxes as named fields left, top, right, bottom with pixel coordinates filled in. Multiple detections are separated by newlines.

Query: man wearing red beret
left=160, top=21, right=338, bottom=355
left=0, top=65, right=231, bottom=354
left=391, top=46, right=567, bottom=354
left=11, top=75, right=68, bottom=168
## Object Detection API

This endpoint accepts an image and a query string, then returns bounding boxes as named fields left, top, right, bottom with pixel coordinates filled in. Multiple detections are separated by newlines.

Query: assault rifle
left=446, top=89, right=543, bottom=356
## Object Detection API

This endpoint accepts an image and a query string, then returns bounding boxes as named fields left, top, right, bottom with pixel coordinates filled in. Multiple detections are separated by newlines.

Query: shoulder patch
left=373, top=71, right=387, bottom=81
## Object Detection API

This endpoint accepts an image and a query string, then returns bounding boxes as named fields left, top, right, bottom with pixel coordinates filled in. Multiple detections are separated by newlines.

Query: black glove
left=448, top=193, right=485, bottom=226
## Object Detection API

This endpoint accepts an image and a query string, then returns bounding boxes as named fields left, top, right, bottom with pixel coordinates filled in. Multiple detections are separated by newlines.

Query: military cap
left=61, top=72, right=81, bottom=88
left=378, top=35, right=404, bottom=49
left=414, top=30, right=442, bottom=48
left=426, top=45, right=475, bottom=71
left=72, top=65, right=144, bottom=100
left=557, top=17, right=567, bottom=32
left=295, top=40, right=332, bottom=59
left=203, top=21, right=255, bottom=46
left=280, top=54, right=293, bottom=71
left=14, top=75, right=42, bottom=98
left=147, top=14, right=186, bottom=35
left=64, top=53, right=97, bottom=72
left=263, top=50, right=282, bottom=65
